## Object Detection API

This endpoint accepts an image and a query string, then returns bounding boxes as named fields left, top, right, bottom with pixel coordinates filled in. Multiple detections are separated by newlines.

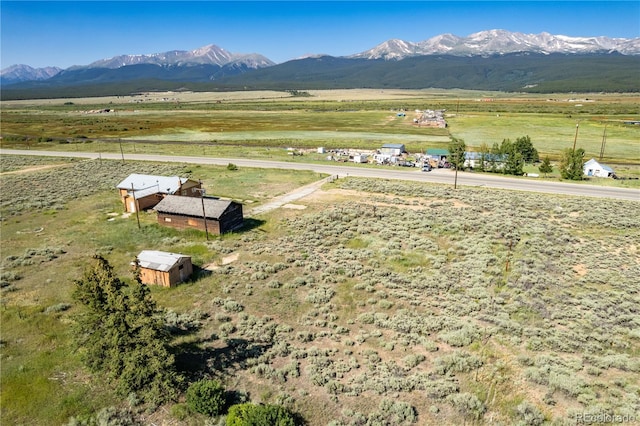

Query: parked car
left=422, top=164, right=432, bottom=172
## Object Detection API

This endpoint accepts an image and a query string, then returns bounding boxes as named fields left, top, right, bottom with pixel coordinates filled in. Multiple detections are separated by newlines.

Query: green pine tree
left=448, top=137, right=467, bottom=170
left=500, top=139, right=525, bottom=176
left=514, top=135, right=539, bottom=163
left=538, top=156, right=553, bottom=177
left=559, top=148, right=585, bottom=180
left=477, top=143, right=489, bottom=172
left=73, top=255, right=181, bottom=405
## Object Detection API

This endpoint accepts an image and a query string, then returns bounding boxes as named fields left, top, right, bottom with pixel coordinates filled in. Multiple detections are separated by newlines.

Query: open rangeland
left=2, top=89, right=639, bottom=168
left=0, top=153, right=638, bottom=425
left=1, top=90, right=639, bottom=425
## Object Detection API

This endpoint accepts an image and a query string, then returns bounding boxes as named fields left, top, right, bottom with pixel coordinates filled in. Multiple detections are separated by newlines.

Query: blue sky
left=2, top=1, right=639, bottom=69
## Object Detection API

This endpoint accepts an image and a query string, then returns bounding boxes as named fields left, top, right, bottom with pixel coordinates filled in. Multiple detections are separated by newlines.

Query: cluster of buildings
left=323, top=144, right=449, bottom=168
left=413, top=109, right=447, bottom=128
left=116, top=173, right=244, bottom=287
left=325, top=143, right=617, bottom=179
left=116, top=155, right=616, bottom=288
left=331, top=144, right=451, bottom=168
left=116, top=173, right=244, bottom=234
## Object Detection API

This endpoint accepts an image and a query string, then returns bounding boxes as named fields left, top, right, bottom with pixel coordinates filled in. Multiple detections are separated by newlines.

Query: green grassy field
left=2, top=90, right=638, bottom=165
left=448, top=112, right=640, bottom=163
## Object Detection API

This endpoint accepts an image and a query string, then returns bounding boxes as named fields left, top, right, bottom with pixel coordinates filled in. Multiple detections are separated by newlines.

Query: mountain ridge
left=74, top=44, right=274, bottom=69
left=2, top=30, right=639, bottom=97
left=351, top=29, right=640, bottom=60
left=3, top=29, right=639, bottom=83
left=0, top=64, right=63, bottom=85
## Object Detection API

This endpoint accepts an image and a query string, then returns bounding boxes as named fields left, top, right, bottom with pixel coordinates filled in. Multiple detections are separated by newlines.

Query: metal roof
left=382, top=143, right=406, bottom=149
left=464, top=152, right=482, bottom=160
left=584, top=158, right=615, bottom=173
left=426, top=148, right=450, bottom=156
left=464, top=152, right=506, bottom=161
left=137, top=250, right=190, bottom=272
left=154, top=195, right=238, bottom=220
left=117, top=174, right=192, bottom=198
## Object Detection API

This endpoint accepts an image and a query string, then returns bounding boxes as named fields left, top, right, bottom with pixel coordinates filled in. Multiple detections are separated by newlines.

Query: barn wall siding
left=139, top=261, right=192, bottom=287
left=122, top=194, right=163, bottom=212
left=219, top=204, right=244, bottom=233
left=179, top=182, right=202, bottom=197
left=157, top=213, right=222, bottom=235
left=139, top=268, right=170, bottom=287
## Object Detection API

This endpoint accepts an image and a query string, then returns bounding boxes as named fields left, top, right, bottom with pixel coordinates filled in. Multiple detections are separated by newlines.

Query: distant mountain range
left=1, top=65, right=63, bottom=85
left=350, top=30, right=640, bottom=60
left=77, top=44, right=274, bottom=69
left=2, top=30, right=639, bottom=98
left=1, top=44, right=274, bottom=85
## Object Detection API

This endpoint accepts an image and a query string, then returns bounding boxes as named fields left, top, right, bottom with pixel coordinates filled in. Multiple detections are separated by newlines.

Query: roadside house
left=464, top=152, right=483, bottom=169
left=381, top=143, right=406, bottom=156
left=583, top=158, right=616, bottom=178
left=353, top=154, right=369, bottom=164
left=464, top=152, right=507, bottom=170
left=426, top=148, right=449, bottom=161
left=154, top=195, right=244, bottom=235
left=426, top=148, right=450, bottom=168
left=117, top=174, right=201, bottom=213
left=135, top=250, right=192, bottom=287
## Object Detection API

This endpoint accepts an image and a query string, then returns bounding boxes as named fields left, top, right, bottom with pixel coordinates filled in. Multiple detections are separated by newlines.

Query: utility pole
left=572, top=123, right=579, bottom=152
left=119, top=138, right=125, bottom=164
left=599, top=125, right=607, bottom=161
left=454, top=166, right=458, bottom=190
left=195, top=182, right=209, bottom=241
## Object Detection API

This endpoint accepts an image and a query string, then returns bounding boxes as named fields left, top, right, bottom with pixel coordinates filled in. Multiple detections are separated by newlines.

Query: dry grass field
left=0, top=89, right=513, bottom=107
left=1, top=152, right=638, bottom=425
left=1, top=90, right=639, bottom=425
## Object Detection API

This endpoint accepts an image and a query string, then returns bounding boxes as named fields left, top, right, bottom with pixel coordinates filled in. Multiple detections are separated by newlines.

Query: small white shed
left=583, top=158, right=616, bottom=178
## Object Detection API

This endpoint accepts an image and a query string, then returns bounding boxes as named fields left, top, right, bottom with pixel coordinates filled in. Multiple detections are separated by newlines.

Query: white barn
left=583, top=158, right=616, bottom=178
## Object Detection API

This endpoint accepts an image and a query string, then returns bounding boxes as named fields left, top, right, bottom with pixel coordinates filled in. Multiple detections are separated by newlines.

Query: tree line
left=448, top=135, right=584, bottom=180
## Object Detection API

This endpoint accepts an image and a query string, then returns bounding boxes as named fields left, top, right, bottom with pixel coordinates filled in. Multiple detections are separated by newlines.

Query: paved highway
left=2, top=149, right=639, bottom=201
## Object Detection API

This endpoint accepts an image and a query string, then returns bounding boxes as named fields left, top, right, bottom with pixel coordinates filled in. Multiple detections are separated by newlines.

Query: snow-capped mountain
left=0, top=64, right=62, bottom=84
left=351, top=30, right=640, bottom=60
left=2, top=31, right=638, bottom=88
left=1, top=44, right=275, bottom=85
left=75, top=44, right=274, bottom=69
left=359, top=39, right=421, bottom=60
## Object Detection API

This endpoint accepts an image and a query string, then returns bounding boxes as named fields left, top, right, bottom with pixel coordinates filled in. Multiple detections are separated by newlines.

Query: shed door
left=179, top=263, right=186, bottom=281
left=129, top=200, right=136, bottom=212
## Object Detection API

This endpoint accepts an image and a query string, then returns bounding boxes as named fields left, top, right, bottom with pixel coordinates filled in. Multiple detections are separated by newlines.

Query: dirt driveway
left=248, top=175, right=336, bottom=215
